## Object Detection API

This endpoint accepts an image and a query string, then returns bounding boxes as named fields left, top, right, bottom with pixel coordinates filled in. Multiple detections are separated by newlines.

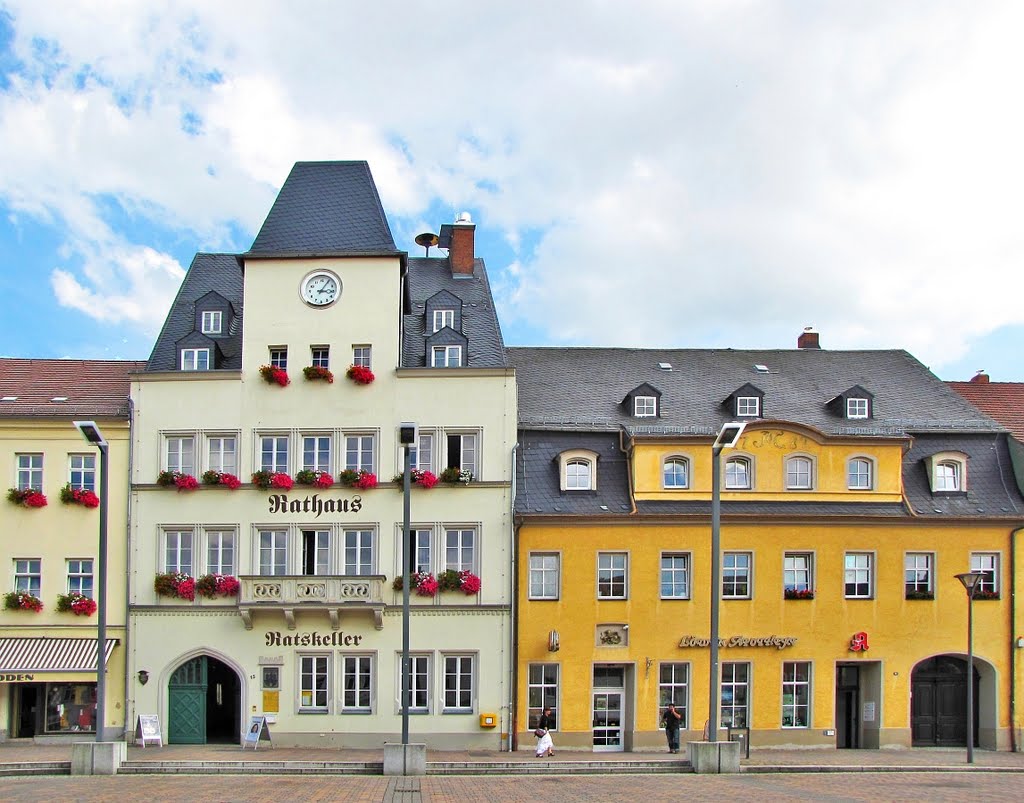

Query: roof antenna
left=415, top=232, right=439, bottom=257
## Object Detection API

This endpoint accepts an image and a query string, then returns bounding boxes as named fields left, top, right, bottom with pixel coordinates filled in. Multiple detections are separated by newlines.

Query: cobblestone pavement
left=1, top=770, right=1021, bottom=802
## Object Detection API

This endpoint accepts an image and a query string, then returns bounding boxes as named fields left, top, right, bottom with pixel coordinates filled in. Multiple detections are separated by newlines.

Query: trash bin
left=727, top=726, right=750, bottom=758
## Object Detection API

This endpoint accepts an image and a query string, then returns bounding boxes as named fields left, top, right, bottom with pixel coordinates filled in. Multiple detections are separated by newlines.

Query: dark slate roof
left=515, top=431, right=632, bottom=516
left=0, top=359, right=145, bottom=418
left=508, top=347, right=1001, bottom=437
left=246, top=161, right=401, bottom=258
left=633, top=500, right=908, bottom=517
left=401, top=258, right=508, bottom=369
left=902, top=433, right=1022, bottom=518
left=145, top=254, right=243, bottom=372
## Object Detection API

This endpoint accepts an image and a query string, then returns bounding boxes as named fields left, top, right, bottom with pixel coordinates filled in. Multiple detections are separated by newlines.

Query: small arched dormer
left=557, top=449, right=599, bottom=491
left=926, top=451, right=968, bottom=493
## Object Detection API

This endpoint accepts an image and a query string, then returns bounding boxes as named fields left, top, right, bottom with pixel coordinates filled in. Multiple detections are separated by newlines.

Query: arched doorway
left=911, top=655, right=978, bottom=747
left=167, top=655, right=241, bottom=744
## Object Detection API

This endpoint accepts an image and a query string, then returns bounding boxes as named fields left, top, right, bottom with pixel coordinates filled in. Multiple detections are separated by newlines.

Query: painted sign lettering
left=677, top=635, right=798, bottom=650
left=267, top=493, right=363, bottom=518
left=264, top=630, right=364, bottom=648
left=0, top=673, right=35, bottom=681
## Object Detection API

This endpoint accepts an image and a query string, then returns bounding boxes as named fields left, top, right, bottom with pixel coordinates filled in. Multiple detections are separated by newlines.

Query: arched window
left=725, top=456, right=752, bottom=489
left=785, top=456, right=814, bottom=490
left=847, top=458, right=873, bottom=490
left=565, top=459, right=592, bottom=490
left=558, top=449, right=598, bottom=491
left=663, top=457, right=690, bottom=489
left=935, top=460, right=961, bottom=491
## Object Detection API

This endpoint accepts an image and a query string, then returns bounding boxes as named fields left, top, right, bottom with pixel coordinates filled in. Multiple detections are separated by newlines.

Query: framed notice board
left=135, top=714, right=162, bottom=747
left=243, top=715, right=272, bottom=750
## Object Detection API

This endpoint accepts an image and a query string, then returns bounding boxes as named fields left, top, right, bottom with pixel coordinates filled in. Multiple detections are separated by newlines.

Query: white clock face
left=301, top=271, right=341, bottom=307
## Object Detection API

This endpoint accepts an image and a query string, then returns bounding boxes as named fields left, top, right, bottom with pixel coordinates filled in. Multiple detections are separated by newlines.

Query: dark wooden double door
left=168, top=656, right=240, bottom=744
left=911, top=656, right=977, bottom=747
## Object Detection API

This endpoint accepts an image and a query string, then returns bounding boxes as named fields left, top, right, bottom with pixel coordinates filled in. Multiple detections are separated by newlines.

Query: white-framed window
left=300, top=529, right=331, bottom=576
left=68, top=454, right=96, bottom=492
left=663, top=457, right=689, bottom=489
left=724, top=456, right=751, bottom=489
left=785, top=456, right=814, bottom=490
left=16, top=454, right=43, bottom=490
left=164, top=530, right=193, bottom=575
left=970, top=553, right=999, bottom=595
left=67, top=559, right=93, bottom=597
left=298, top=654, right=330, bottom=712
left=352, top=345, right=372, bottom=368
left=206, top=531, right=235, bottom=576
left=432, top=345, right=462, bottom=367
left=721, top=663, right=750, bottom=727
left=634, top=396, right=657, bottom=417
left=784, top=553, right=813, bottom=595
left=181, top=348, right=210, bottom=371
left=407, top=432, right=433, bottom=472
left=442, top=654, right=475, bottom=712
left=445, top=432, right=478, bottom=478
left=404, top=528, right=432, bottom=574
left=342, top=655, right=373, bottom=712
left=201, top=310, right=222, bottom=334
left=660, top=553, right=690, bottom=599
left=259, top=435, right=289, bottom=473
left=311, top=346, right=329, bottom=368
left=905, top=552, right=933, bottom=597
left=844, top=552, right=873, bottom=598
left=935, top=460, right=962, bottom=491
left=258, top=530, right=288, bottom=576
left=847, top=457, right=873, bottom=490
left=529, top=553, right=560, bottom=600
left=445, top=528, right=475, bottom=573
left=403, top=654, right=431, bottom=713
left=344, top=529, right=375, bottom=575
left=597, top=552, right=628, bottom=599
left=847, top=398, right=869, bottom=419
left=344, top=433, right=375, bottom=473
left=207, top=436, right=237, bottom=475
left=723, top=552, right=752, bottom=599
left=781, top=662, right=811, bottom=728
left=302, top=435, right=332, bottom=473
left=269, top=347, right=287, bottom=370
left=165, top=436, right=195, bottom=475
left=737, top=396, right=760, bottom=417
left=565, top=459, right=592, bottom=490
left=433, top=309, right=454, bottom=332
left=527, top=663, right=559, bottom=731
left=15, top=559, right=41, bottom=595
left=658, top=663, right=689, bottom=728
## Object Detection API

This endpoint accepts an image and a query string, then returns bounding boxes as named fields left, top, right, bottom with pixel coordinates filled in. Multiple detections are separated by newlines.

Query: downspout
left=508, top=441, right=519, bottom=752
left=1012, top=526, right=1023, bottom=752
left=123, top=395, right=136, bottom=740
left=618, top=427, right=638, bottom=514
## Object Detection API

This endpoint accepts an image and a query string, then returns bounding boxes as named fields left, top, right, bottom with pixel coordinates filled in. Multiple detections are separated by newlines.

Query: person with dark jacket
left=661, top=702, right=682, bottom=753
left=535, top=707, right=555, bottom=757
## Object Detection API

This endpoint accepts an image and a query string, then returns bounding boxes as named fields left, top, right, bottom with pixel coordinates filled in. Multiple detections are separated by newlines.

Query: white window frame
left=442, top=653, right=476, bottom=713
left=785, top=455, right=814, bottom=490
left=527, top=663, right=559, bottom=731
left=597, top=552, right=628, bottom=600
left=206, top=435, right=238, bottom=475
left=15, top=558, right=41, bottom=595
left=343, top=529, right=375, bottom=575
left=302, top=434, right=333, bottom=473
left=399, top=653, right=432, bottom=714
left=565, top=458, right=592, bottom=490
left=445, top=431, right=478, bottom=478
left=259, top=434, right=290, bottom=474
left=781, top=661, right=811, bottom=728
left=352, top=345, right=372, bottom=368
left=344, top=432, right=376, bottom=473
left=164, top=529, right=194, bottom=575
left=846, top=398, right=869, bottom=419
left=206, top=530, right=236, bottom=576
left=724, top=455, right=752, bottom=490
left=258, top=529, right=288, bottom=576
left=433, top=309, right=455, bottom=332
left=341, top=654, right=374, bottom=713
left=298, top=654, right=330, bottom=712
left=634, top=396, right=657, bottom=417
left=67, top=559, right=93, bottom=597
left=310, top=346, right=330, bottom=369
left=201, top=310, right=222, bottom=334
left=269, top=347, right=288, bottom=370
left=180, top=348, right=210, bottom=371
left=844, top=552, right=873, bottom=599
left=935, top=460, right=962, bottom=491
left=905, top=552, right=933, bottom=596
left=403, top=527, right=433, bottom=575
left=783, top=552, right=813, bottom=595
left=847, top=457, right=873, bottom=490
left=432, top=345, right=462, bottom=367
left=720, top=662, right=750, bottom=728
left=300, top=529, right=331, bottom=576
left=529, top=552, right=560, bottom=600
left=68, top=454, right=96, bottom=492
left=736, top=396, right=760, bottom=417
left=165, top=435, right=195, bottom=475
left=444, top=527, right=476, bottom=573
left=660, top=552, right=690, bottom=599
left=722, top=552, right=752, bottom=599
left=658, top=663, right=689, bottom=729
left=16, top=454, right=43, bottom=490
left=970, top=552, right=999, bottom=595
left=663, top=456, right=690, bottom=489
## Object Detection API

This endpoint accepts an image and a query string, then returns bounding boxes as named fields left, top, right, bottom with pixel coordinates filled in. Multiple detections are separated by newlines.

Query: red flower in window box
left=784, top=588, right=815, bottom=600
left=259, top=365, right=290, bottom=387
left=156, top=471, right=198, bottom=491
left=338, top=469, right=377, bottom=489
left=7, top=488, right=47, bottom=508
left=251, top=471, right=294, bottom=491
left=196, top=574, right=241, bottom=598
left=59, top=484, right=100, bottom=508
left=3, top=591, right=43, bottom=612
left=201, top=470, right=241, bottom=490
left=296, top=469, right=334, bottom=488
left=392, top=572, right=439, bottom=597
left=57, top=591, right=97, bottom=616
left=302, top=366, right=335, bottom=383
left=346, top=365, right=375, bottom=385
left=154, top=572, right=195, bottom=601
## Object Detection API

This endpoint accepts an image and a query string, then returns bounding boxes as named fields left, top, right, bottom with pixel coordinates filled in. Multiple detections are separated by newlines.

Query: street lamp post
left=73, top=421, right=108, bottom=743
left=708, top=422, right=746, bottom=743
left=398, top=423, right=418, bottom=750
left=954, top=570, right=984, bottom=764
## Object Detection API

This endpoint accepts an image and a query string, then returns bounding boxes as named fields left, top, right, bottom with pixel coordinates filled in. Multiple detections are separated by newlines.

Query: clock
left=300, top=271, right=341, bottom=307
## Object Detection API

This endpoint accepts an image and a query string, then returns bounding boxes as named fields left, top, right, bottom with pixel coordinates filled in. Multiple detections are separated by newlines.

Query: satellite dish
left=415, top=232, right=439, bottom=256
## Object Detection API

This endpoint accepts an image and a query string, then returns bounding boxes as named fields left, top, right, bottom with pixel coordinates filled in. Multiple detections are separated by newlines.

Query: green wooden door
left=168, top=657, right=207, bottom=744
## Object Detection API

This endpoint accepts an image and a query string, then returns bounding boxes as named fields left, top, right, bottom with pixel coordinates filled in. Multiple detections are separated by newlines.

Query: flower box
left=338, top=469, right=377, bottom=489
left=7, top=488, right=47, bottom=508
left=59, top=484, right=100, bottom=507
left=391, top=469, right=438, bottom=489
left=201, top=470, right=242, bottom=489
left=439, top=467, right=473, bottom=485
left=259, top=365, right=290, bottom=387
left=438, top=569, right=482, bottom=595
left=302, top=366, right=334, bottom=383
left=905, top=590, right=934, bottom=600
left=784, top=588, right=815, bottom=600
left=156, top=471, right=199, bottom=491
left=56, top=591, right=97, bottom=616
left=295, top=469, right=335, bottom=489
left=346, top=365, right=375, bottom=385
left=154, top=572, right=195, bottom=601
left=195, top=574, right=241, bottom=599
left=4, top=591, right=43, bottom=612
left=392, top=572, right=438, bottom=597
left=974, top=590, right=1000, bottom=600
left=251, top=471, right=294, bottom=491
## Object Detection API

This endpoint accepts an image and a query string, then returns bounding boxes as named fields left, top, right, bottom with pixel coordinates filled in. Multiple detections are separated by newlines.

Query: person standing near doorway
left=661, top=702, right=682, bottom=753
left=535, top=706, right=555, bottom=757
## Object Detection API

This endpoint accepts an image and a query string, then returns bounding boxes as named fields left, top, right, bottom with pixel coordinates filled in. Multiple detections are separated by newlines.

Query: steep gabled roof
left=948, top=381, right=1024, bottom=442
left=246, top=161, right=401, bottom=258
left=0, top=359, right=144, bottom=418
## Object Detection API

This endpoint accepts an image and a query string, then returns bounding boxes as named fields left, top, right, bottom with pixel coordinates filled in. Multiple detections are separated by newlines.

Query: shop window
left=527, top=664, right=559, bottom=731
left=781, top=662, right=811, bottom=727
left=658, top=663, right=689, bottom=728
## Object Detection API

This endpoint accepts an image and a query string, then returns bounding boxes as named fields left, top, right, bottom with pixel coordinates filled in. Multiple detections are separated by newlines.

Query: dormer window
left=181, top=348, right=210, bottom=371
left=635, top=396, right=657, bottom=417
left=935, top=461, right=960, bottom=490
left=926, top=452, right=967, bottom=493
left=432, top=345, right=462, bottom=367
left=737, top=397, right=760, bottom=417
left=201, top=310, right=222, bottom=334
left=847, top=398, right=869, bottom=419
left=724, top=384, right=764, bottom=419
left=558, top=449, right=598, bottom=491
left=433, top=309, right=454, bottom=333
left=828, top=385, right=874, bottom=420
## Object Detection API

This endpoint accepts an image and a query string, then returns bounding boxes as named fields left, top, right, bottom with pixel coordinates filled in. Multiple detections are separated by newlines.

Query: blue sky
left=1, top=1, right=1022, bottom=381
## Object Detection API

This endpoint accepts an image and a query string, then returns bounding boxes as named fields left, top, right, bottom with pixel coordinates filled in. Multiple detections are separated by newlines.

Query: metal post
left=966, top=585, right=975, bottom=764
left=708, top=445, right=722, bottom=743
left=95, top=442, right=109, bottom=743
left=401, top=445, right=412, bottom=746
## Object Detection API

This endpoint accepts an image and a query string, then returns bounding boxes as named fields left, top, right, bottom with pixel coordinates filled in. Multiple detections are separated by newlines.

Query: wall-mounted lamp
left=137, top=670, right=149, bottom=685
left=547, top=630, right=560, bottom=652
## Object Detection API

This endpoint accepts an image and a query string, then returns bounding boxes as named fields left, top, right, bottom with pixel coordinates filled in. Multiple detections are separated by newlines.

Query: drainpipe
left=618, top=427, right=637, bottom=514
left=124, top=396, right=136, bottom=741
left=1012, top=526, right=1023, bottom=752
left=508, top=441, right=519, bottom=753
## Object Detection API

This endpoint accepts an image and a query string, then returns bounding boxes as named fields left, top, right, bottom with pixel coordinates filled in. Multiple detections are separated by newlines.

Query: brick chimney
left=450, top=212, right=475, bottom=276
left=970, top=370, right=990, bottom=383
left=797, top=327, right=820, bottom=349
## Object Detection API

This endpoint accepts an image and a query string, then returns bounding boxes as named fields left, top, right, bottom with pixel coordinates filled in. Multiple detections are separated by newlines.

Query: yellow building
left=511, top=342, right=1024, bottom=753
left=0, top=359, right=142, bottom=742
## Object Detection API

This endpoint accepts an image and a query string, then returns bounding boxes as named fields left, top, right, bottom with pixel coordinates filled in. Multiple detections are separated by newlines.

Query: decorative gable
left=723, top=383, right=764, bottom=418
left=827, top=385, right=875, bottom=420
left=424, top=290, right=464, bottom=334
left=193, top=291, right=234, bottom=337
left=175, top=332, right=223, bottom=371
left=621, top=383, right=662, bottom=418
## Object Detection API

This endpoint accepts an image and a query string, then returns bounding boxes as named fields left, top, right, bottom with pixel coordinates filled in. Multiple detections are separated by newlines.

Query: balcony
left=238, top=575, right=386, bottom=631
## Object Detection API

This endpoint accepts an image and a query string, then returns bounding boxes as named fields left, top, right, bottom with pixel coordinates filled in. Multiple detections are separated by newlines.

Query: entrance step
left=0, top=761, right=71, bottom=777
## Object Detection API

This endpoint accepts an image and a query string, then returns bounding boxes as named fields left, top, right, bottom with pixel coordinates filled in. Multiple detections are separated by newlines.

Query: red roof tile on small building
left=0, top=358, right=146, bottom=419
left=948, top=378, right=1024, bottom=442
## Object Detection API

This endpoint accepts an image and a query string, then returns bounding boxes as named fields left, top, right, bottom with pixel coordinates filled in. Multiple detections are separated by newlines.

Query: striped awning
left=0, top=638, right=119, bottom=673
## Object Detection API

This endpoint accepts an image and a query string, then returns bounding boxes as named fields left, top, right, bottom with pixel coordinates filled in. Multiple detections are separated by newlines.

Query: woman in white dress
left=535, top=707, right=555, bottom=757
